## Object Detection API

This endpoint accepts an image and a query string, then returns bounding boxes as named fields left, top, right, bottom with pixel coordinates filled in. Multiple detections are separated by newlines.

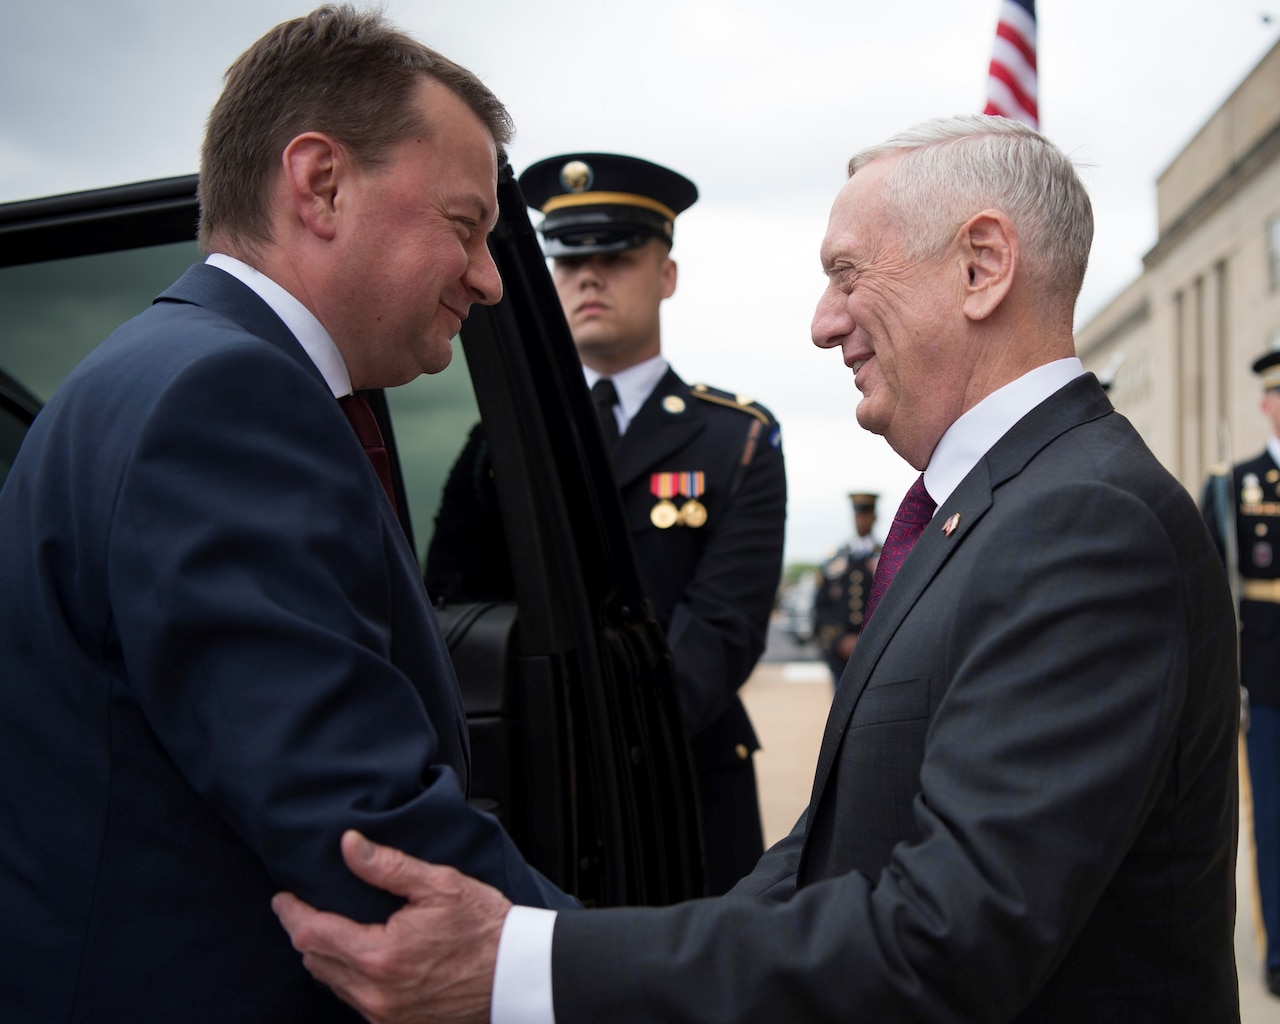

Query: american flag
left=983, top=0, right=1038, bottom=129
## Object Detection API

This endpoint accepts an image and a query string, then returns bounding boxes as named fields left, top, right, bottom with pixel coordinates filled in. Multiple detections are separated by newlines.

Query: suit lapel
left=804, top=375, right=1114, bottom=820
left=806, top=464, right=993, bottom=809
left=157, top=264, right=330, bottom=393
left=610, top=370, right=707, bottom=490
left=160, top=269, right=466, bottom=752
left=158, top=263, right=412, bottom=542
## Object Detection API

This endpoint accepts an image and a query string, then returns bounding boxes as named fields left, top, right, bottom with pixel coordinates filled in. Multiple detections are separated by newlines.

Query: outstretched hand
left=272, top=830, right=510, bottom=1024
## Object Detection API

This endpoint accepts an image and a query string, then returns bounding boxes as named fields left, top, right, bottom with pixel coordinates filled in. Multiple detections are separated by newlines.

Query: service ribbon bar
left=650, top=473, right=679, bottom=499
left=678, top=471, right=705, bottom=498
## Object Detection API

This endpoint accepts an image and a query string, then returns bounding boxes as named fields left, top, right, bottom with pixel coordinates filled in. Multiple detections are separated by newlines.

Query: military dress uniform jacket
left=813, top=542, right=880, bottom=680
left=1203, top=449, right=1280, bottom=709
left=613, top=368, right=787, bottom=894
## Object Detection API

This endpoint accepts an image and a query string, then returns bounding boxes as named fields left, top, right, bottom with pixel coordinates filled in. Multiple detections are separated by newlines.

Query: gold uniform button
left=662, top=394, right=685, bottom=414
left=734, top=743, right=749, bottom=760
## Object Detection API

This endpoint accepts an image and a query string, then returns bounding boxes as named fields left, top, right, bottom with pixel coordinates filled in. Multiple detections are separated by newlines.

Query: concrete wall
left=1078, top=39, right=1280, bottom=494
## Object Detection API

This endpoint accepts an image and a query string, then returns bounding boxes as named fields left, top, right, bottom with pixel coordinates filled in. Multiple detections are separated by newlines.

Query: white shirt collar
left=1266, top=434, right=1280, bottom=468
left=583, top=354, right=669, bottom=435
left=924, top=358, right=1086, bottom=508
left=205, top=253, right=352, bottom=398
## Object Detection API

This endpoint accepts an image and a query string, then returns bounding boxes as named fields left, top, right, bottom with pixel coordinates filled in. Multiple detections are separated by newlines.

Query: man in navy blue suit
left=0, top=6, right=573, bottom=1021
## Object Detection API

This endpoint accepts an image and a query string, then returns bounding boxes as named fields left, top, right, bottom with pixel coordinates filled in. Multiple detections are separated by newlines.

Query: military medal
left=650, top=471, right=708, bottom=528
left=651, top=501, right=679, bottom=528
left=677, top=471, right=707, bottom=528
left=650, top=473, right=679, bottom=529
left=680, top=499, right=708, bottom=528
left=1243, top=473, right=1263, bottom=508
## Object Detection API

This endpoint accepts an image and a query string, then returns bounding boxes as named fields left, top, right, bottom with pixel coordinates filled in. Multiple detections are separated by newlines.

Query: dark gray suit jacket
left=551, top=375, right=1241, bottom=1022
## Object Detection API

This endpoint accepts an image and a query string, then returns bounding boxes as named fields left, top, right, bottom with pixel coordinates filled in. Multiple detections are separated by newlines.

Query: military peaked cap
left=518, top=152, right=698, bottom=257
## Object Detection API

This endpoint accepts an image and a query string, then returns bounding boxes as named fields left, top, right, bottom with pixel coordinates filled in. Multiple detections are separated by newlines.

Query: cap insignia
left=560, top=160, right=594, bottom=193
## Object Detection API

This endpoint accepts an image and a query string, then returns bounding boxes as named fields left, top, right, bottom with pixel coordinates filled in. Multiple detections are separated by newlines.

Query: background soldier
left=518, top=153, right=788, bottom=895
left=813, top=492, right=880, bottom=683
left=1203, top=348, right=1280, bottom=999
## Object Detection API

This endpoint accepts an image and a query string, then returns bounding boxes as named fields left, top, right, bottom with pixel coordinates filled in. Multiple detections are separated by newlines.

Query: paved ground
left=741, top=625, right=1277, bottom=1019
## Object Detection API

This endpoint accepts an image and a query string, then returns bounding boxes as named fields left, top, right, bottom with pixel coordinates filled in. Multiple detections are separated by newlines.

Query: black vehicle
left=0, top=168, right=705, bottom=907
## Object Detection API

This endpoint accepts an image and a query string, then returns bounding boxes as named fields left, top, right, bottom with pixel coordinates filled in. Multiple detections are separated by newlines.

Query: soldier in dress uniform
left=1202, top=348, right=1280, bottom=998
left=813, top=492, right=880, bottom=684
left=518, top=153, right=788, bottom=895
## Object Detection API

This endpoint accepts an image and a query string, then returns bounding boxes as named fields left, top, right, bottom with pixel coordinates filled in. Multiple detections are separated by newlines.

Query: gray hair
left=848, top=114, right=1092, bottom=303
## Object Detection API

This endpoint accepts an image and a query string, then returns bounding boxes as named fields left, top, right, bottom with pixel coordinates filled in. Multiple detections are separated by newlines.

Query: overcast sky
left=4, top=0, right=1277, bottom=562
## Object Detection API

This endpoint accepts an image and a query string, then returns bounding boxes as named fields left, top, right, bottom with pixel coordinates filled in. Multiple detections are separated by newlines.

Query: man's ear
left=660, top=256, right=678, bottom=300
left=282, top=133, right=342, bottom=241
left=959, top=209, right=1016, bottom=321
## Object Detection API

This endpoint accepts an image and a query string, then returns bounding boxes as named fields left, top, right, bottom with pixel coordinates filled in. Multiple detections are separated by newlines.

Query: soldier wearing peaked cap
left=519, top=153, right=788, bottom=895
left=1202, top=347, right=1280, bottom=998
left=813, top=492, right=881, bottom=684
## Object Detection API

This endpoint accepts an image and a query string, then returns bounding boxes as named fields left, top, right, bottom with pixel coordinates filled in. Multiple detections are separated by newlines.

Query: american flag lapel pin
left=942, top=513, right=961, bottom=537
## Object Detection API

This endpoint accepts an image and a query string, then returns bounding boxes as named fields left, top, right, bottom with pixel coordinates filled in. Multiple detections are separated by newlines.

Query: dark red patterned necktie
left=338, top=393, right=398, bottom=514
left=863, top=474, right=936, bottom=625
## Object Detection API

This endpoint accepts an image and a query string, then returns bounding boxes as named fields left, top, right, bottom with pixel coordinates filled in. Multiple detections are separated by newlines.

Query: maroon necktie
left=339, top=393, right=398, bottom=513
left=863, top=474, right=936, bottom=626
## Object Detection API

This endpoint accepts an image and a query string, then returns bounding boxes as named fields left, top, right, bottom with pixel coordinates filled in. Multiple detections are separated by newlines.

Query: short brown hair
left=197, top=4, right=513, bottom=254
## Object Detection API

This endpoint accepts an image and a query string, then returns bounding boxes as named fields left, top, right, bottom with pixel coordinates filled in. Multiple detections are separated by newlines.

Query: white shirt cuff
left=491, top=905, right=557, bottom=1024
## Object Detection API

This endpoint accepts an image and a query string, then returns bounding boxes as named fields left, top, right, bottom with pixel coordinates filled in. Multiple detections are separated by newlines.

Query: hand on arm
left=273, top=831, right=508, bottom=1024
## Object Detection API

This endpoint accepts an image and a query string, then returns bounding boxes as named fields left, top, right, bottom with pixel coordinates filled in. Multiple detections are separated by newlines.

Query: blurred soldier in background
left=813, top=492, right=880, bottom=683
left=1203, top=348, right=1280, bottom=998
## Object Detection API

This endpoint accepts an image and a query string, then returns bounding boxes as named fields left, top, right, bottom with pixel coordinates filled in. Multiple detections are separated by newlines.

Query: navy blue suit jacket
left=0, top=264, right=571, bottom=1022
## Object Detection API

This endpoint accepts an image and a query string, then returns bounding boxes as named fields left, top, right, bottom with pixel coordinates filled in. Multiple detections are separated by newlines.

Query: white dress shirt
left=582, top=354, right=669, bottom=437
left=490, top=356, right=1087, bottom=1024
left=923, top=358, right=1085, bottom=508
left=204, top=253, right=351, bottom=398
